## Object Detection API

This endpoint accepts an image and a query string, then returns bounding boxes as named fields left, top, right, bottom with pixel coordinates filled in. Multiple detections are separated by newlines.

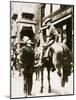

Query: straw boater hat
left=23, top=36, right=30, bottom=42
left=23, top=36, right=34, bottom=44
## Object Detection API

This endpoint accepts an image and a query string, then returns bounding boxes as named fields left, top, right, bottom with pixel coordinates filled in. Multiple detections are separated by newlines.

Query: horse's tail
left=48, top=46, right=54, bottom=58
left=61, top=43, right=73, bottom=77
left=62, top=43, right=73, bottom=63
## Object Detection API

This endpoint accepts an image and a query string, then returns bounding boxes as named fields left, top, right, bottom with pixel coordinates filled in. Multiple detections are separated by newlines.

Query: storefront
left=42, top=6, right=74, bottom=51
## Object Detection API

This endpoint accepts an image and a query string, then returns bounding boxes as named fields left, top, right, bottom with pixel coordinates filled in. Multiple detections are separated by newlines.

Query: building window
left=41, top=4, right=45, bottom=19
left=22, top=12, right=34, bottom=20
left=12, top=14, right=18, bottom=21
left=50, top=4, right=52, bottom=14
left=63, top=25, right=67, bottom=43
left=45, top=4, right=51, bottom=17
left=52, top=4, right=60, bottom=13
left=60, top=5, right=69, bottom=9
left=57, top=24, right=67, bottom=43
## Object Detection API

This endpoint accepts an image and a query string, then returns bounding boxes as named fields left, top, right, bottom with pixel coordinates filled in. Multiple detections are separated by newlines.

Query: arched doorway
left=20, top=26, right=34, bottom=41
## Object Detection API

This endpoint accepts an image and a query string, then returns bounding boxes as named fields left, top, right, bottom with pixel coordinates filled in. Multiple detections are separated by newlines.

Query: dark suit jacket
left=20, top=45, right=34, bottom=73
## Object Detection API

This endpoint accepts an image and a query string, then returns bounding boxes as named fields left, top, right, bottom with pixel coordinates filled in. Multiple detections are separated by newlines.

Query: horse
left=34, top=47, right=41, bottom=80
left=19, top=44, right=34, bottom=96
left=11, top=49, right=19, bottom=75
left=37, top=42, right=73, bottom=94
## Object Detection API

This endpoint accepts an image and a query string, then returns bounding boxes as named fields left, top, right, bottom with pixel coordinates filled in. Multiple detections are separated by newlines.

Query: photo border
left=10, top=1, right=74, bottom=99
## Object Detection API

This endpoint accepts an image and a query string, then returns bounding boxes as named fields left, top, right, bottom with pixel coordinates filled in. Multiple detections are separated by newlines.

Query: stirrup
left=51, top=67, right=56, bottom=72
left=57, top=71, right=61, bottom=77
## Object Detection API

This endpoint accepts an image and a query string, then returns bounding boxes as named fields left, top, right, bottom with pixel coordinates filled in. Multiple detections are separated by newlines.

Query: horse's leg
left=61, top=65, right=66, bottom=87
left=38, top=69, right=40, bottom=81
left=36, top=68, right=40, bottom=81
left=40, top=68, right=44, bottom=93
left=55, top=63, right=62, bottom=77
left=35, top=68, right=39, bottom=80
left=36, top=71, right=39, bottom=81
left=35, top=72, right=38, bottom=80
left=18, top=65, right=22, bottom=76
left=12, top=66, right=15, bottom=75
left=47, top=68, right=51, bottom=93
left=19, top=63, right=22, bottom=76
left=19, top=70, right=22, bottom=76
left=60, top=66, right=65, bottom=95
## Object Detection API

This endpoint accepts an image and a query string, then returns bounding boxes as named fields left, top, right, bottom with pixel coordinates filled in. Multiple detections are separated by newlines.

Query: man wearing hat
left=19, top=36, right=34, bottom=95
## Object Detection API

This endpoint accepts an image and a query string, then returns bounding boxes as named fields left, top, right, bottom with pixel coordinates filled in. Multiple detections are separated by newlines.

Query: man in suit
left=20, top=36, right=34, bottom=96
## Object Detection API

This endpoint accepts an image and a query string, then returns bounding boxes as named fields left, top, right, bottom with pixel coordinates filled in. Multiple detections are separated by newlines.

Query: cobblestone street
left=11, top=69, right=73, bottom=98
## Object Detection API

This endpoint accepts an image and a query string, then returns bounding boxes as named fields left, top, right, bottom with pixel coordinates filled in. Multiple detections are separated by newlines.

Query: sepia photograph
left=10, top=1, right=74, bottom=98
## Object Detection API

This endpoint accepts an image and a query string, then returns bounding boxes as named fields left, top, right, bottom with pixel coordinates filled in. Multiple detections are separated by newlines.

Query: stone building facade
left=11, top=2, right=40, bottom=51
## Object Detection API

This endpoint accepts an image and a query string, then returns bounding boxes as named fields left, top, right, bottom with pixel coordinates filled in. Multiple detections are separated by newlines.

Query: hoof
left=65, top=77, right=68, bottom=82
left=13, top=72, right=14, bottom=75
left=57, top=71, right=61, bottom=77
left=51, top=67, right=56, bottom=72
left=19, top=74, right=21, bottom=76
left=28, top=92, right=32, bottom=95
left=40, top=88, right=43, bottom=93
left=19, top=72, right=21, bottom=76
left=48, top=88, right=51, bottom=93
left=35, top=79, right=37, bottom=81
left=24, top=91, right=27, bottom=96
left=61, top=80, right=65, bottom=87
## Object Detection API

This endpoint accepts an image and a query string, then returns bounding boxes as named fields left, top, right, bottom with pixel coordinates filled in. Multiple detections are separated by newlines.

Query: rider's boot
left=51, top=67, right=56, bottom=72
left=57, top=68, right=62, bottom=77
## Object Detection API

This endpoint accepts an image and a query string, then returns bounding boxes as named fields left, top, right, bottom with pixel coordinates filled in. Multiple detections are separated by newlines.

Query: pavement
left=11, top=68, right=74, bottom=98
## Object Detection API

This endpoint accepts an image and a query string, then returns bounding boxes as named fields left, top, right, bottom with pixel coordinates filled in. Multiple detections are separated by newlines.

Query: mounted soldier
left=38, top=19, right=60, bottom=71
